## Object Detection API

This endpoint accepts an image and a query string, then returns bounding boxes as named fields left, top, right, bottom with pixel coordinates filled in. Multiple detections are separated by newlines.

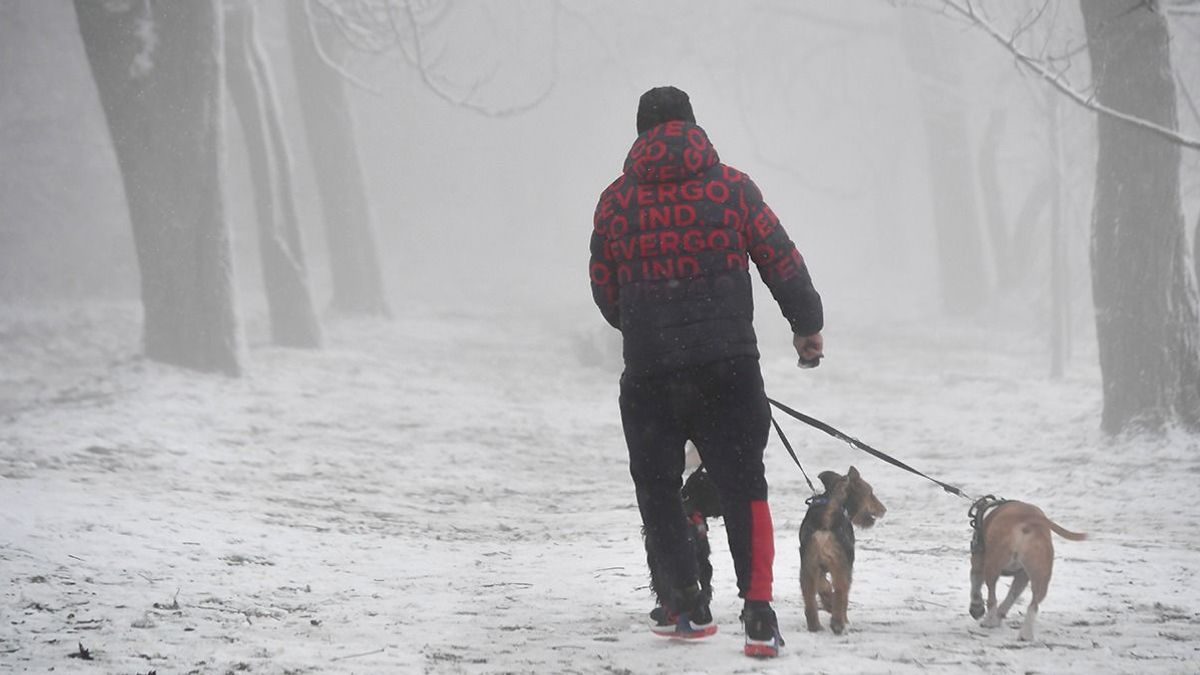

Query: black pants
left=620, top=357, right=776, bottom=603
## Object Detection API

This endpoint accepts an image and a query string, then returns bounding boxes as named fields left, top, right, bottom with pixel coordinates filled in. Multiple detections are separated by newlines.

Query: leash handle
left=767, top=397, right=972, bottom=500
left=770, top=415, right=817, bottom=495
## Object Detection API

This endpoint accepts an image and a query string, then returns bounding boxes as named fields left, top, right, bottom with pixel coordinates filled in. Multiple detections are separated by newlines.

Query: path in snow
left=1, top=303, right=1198, bottom=673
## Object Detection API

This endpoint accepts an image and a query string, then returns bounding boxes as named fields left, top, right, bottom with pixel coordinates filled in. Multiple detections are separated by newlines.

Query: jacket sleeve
left=741, top=178, right=823, bottom=336
left=590, top=195, right=621, bottom=330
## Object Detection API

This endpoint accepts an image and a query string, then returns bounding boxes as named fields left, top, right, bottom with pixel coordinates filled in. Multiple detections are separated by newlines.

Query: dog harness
left=968, top=494, right=1011, bottom=554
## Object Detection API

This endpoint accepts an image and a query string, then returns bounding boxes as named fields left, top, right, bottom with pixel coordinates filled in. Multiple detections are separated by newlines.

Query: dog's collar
left=805, top=495, right=850, bottom=519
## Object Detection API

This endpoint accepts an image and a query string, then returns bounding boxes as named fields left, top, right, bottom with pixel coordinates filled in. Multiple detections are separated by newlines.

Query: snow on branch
left=937, top=0, right=1200, bottom=151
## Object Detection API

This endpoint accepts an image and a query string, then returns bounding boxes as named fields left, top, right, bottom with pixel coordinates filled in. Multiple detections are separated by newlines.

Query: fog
left=3, top=1, right=1200, bottom=672
left=13, top=0, right=1188, bottom=327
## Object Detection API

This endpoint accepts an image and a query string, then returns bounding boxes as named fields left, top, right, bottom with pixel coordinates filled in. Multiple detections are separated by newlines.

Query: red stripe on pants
left=747, top=500, right=774, bottom=601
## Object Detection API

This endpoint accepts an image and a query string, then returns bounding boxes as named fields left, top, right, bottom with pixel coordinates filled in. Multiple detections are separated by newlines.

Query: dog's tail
left=1046, top=518, right=1087, bottom=541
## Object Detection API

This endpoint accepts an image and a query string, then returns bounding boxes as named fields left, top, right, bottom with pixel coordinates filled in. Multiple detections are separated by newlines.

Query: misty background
left=10, top=1, right=1196, bottom=344
left=3, top=2, right=1200, bottom=672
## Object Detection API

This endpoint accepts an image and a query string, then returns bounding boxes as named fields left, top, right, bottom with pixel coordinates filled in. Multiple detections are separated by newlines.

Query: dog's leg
left=695, top=529, right=713, bottom=606
left=1019, top=601, right=1040, bottom=642
left=1019, top=543, right=1053, bottom=641
left=980, top=576, right=1003, bottom=628
left=818, top=577, right=834, bottom=613
left=969, top=556, right=985, bottom=619
left=996, top=570, right=1028, bottom=619
left=800, top=558, right=823, bottom=632
left=829, top=566, right=851, bottom=635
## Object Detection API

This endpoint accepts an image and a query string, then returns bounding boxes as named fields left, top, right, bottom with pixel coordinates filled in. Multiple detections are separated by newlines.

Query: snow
left=2, top=301, right=1199, bottom=674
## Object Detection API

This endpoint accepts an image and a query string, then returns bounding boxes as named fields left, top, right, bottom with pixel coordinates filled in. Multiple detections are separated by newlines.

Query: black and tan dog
left=646, top=466, right=723, bottom=623
left=968, top=499, right=1086, bottom=641
left=798, top=466, right=886, bottom=634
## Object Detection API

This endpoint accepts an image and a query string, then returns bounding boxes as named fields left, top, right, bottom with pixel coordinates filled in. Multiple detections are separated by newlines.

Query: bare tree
left=225, top=0, right=323, bottom=348
left=932, top=0, right=1200, bottom=150
left=902, top=11, right=984, bottom=314
left=913, top=0, right=1200, bottom=431
left=74, top=0, right=241, bottom=375
left=1081, top=0, right=1200, bottom=433
left=901, top=10, right=989, bottom=315
left=1045, top=87, right=1069, bottom=378
left=285, top=1, right=390, bottom=317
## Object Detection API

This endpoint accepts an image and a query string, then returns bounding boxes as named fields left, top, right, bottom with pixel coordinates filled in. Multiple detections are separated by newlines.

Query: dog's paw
left=806, top=621, right=823, bottom=633
left=980, top=613, right=1002, bottom=629
left=830, top=619, right=845, bottom=635
left=969, top=603, right=985, bottom=620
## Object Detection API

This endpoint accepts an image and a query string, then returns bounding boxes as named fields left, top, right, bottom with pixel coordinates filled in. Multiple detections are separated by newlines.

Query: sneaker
left=650, top=603, right=717, bottom=639
left=741, top=601, right=784, bottom=658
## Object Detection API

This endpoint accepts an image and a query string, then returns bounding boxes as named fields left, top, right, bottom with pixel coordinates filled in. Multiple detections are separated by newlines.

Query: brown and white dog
left=968, top=499, right=1087, bottom=641
left=798, top=466, right=887, bottom=634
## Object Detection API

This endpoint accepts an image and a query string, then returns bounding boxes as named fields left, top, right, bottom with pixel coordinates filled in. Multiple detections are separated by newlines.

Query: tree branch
left=936, top=0, right=1200, bottom=151
left=387, top=0, right=559, bottom=119
left=304, top=0, right=384, bottom=94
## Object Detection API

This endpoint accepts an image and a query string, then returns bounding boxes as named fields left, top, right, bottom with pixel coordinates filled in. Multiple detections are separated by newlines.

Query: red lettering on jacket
left=675, top=205, right=697, bottom=228
left=641, top=206, right=671, bottom=230
left=706, top=181, right=729, bottom=204
left=613, top=188, right=635, bottom=210
left=637, top=185, right=656, bottom=206
left=612, top=237, right=636, bottom=261
left=724, top=208, right=743, bottom=232
left=660, top=231, right=681, bottom=255
left=589, top=262, right=611, bottom=285
left=610, top=215, right=629, bottom=238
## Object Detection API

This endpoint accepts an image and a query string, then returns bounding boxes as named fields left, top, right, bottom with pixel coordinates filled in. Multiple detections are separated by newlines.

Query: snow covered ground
left=2, top=301, right=1198, bottom=674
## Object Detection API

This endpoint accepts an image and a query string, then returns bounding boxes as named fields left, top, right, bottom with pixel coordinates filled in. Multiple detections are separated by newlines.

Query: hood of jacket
left=622, top=121, right=720, bottom=184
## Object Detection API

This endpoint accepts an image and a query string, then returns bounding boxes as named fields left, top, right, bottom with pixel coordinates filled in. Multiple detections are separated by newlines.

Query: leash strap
left=770, top=415, right=817, bottom=494
left=767, top=397, right=971, bottom=499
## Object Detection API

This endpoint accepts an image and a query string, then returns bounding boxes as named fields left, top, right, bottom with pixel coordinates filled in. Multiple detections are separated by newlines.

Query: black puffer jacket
left=590, top=121, right=822, bottom=376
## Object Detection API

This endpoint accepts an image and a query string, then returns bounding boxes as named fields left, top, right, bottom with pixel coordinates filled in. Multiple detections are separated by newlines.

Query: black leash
left=766, top=397, right=972, bottom=500
left=769, top=415, right=817, bottom=495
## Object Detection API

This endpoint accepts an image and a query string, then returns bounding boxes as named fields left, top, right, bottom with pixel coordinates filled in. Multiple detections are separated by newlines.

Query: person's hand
left=794, top=332, right=824, bottom=368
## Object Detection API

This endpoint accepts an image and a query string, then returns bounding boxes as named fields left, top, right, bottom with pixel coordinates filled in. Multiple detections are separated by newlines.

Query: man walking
left=589, top=86, right=824, bottom=658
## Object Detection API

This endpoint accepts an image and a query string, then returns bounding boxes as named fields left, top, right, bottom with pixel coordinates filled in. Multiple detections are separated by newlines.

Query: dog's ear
left=847, top=466, right=860, bottom=481
left=818, top=470, right=844, bottom=492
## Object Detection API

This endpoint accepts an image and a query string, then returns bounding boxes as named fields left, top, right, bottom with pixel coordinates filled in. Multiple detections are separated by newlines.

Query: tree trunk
left=1007, top=180, right=1052, bottom=286
left=902, top=13, right=989, bottom=315
left=284, top=2, right=390, bottom=316
left=1047, top=88, right=1068, bottom=379
left=977, top=108, right=1007, bottom=292
left=1082, top=0, right=1200, bottom=433
left=225, top=0, right=322, bottom=348
left=74, top=0, right=241, bottom=375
